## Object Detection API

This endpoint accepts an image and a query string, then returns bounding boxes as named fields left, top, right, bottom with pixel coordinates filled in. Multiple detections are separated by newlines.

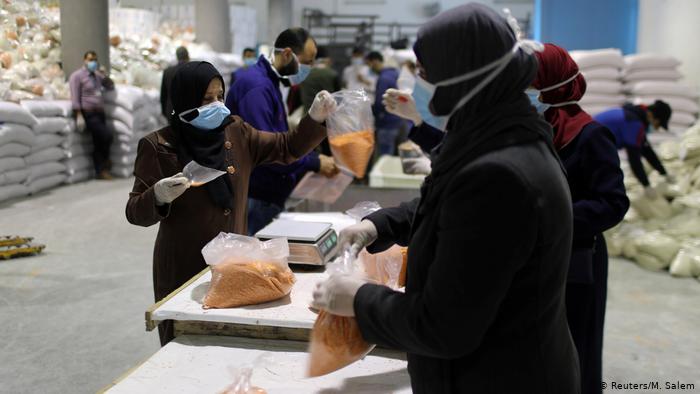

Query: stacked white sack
left=570, top=48, right=626, bottom=116
left=0, top=101, right=38, bottom=202
left=623, top=54, right=699, bottom=132
left=104, top=85, right=165, bottom=178
left=22, top=100, right=73, bottom=193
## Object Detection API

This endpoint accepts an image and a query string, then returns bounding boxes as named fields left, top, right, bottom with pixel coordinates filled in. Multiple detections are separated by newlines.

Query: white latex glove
left=154, top=172, right=190, bottom=205
left=308, top=90, right=337, bottom=123
left=311, top=274, right=366, bottom=317
left=75, top=114, right=86, bottom=132
left=665, top=174, right=676, bottom=184
left=644, top=186, right=658, bottom=200
left=338, top=220, right=378, bottom=258
left=382, top=88, right=422, bottom=125
left=403, top=156, right=432, bottom=175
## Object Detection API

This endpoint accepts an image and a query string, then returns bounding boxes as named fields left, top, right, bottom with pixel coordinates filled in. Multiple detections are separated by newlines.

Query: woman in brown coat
left=126, top=61, right=336, bottom=345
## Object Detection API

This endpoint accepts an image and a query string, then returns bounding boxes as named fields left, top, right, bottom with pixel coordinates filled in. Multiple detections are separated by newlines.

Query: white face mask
left=412, top=41, right=523, bottom=131
left=538, top=71, right=581, bottom=107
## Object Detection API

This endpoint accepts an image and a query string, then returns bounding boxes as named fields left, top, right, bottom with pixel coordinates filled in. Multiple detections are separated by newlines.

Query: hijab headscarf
left=169, top=61, right=233, bottom=209
left=532, top=43, right=593, bottom=150
left=413, top=3, right=555, bottom=176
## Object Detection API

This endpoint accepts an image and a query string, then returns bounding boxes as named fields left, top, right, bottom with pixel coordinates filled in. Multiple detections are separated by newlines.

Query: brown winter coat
left=126, top=115, right=326, bottom=344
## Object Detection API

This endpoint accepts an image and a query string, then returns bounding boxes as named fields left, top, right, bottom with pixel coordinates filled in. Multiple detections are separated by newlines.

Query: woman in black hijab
left=127, top=61, right=336, bottom=345
left=311, top=4, right=580, bottom=392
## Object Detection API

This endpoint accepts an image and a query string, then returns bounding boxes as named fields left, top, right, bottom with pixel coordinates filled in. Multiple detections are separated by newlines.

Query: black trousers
left=84, top=111, right=113, bottom=173
left=566, top=236, right=608, bottom=394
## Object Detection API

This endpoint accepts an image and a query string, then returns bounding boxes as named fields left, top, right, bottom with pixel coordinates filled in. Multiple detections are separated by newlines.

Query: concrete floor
left=0, top=179, right=698, bottom=394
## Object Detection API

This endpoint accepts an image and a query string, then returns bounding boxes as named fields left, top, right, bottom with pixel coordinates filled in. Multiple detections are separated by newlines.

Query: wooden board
left=103, top=335, right=411, bottom=394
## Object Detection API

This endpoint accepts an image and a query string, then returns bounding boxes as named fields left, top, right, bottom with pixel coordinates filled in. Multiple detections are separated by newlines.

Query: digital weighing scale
left=255, top=219, right=339, bottom=266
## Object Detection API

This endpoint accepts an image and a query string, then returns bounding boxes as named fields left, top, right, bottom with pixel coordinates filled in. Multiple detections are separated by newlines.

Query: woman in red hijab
left=531, top=43, right=630, bottom=394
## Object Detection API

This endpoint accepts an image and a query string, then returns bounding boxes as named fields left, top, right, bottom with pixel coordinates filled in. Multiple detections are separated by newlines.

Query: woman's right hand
left=338, top=220, right=379, bottom=258
left=383, top=88, right=422, bottom=125
left=154, top=172, right=190, bottom=206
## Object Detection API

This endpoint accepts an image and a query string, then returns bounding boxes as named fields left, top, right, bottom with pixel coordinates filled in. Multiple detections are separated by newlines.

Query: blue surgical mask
left=244, top=57, right=257, bottom=67
left=526, top=89, right=551, bottom=114
left=273, top=48, right=311, bottom=85
left=86, top=60, right=98, bottom=72
left=412, top=40, right=522, bottom=132
left=179, top=101, right=231, bottom=130
left=288, top=62, right=311, bottom=85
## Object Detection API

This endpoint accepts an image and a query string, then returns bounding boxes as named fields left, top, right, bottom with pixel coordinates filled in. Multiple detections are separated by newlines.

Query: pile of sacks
left=606, top=121, right=700, bottom=280
left=104, top=85, right=164, bottom=178
left=0, top=100, right=87, bottom=203
left=570, top=48, right=626, bottom=116
left=22, top=100, right=93, bottom=184
left=0, top=2, right=69, bottom=102
left=622, top=54, right=699, bottom=132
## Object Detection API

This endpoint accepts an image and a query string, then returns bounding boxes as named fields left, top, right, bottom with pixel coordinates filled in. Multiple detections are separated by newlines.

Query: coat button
left=223, top=209, right=231, bottom=216
left=227, top=165, right=236, bottom=174
left=224, top=141, right=232, bottom=150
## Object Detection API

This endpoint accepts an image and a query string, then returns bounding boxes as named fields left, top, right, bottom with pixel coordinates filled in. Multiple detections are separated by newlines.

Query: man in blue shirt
left=224, top=47, right=257, bottom=111
left=228, top=28, right=339, bottom=235
left=366, top=51, right=404, bottom=156
left=594, top=100, right=673, bottom=198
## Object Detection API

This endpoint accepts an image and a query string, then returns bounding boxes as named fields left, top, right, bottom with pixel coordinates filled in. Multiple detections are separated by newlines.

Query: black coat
left=354, top=128, right=581, bottom=393
left=559, top=122, right=628, bottom=394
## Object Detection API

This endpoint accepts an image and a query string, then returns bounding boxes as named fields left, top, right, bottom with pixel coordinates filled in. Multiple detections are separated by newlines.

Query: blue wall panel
left=534, top=0, right=638, bottom=54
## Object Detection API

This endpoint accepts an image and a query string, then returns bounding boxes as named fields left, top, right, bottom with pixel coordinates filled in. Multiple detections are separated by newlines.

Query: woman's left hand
left=309, top=90, right=337, bottom=123
left=311, top=275, right=366, bottom=316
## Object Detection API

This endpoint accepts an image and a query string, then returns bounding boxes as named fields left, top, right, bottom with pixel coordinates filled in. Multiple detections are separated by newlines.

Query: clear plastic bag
left=201, top=233, right=295, bottom=309
left=219, top=353, right=270, bottom=394
left=325, top=90, right=375, bottom=179
left=183, top=160, right=226, bottom=187
left=307, top=246, right=404, bottom=377
left=307, top=248, right=374, bottom=377
left=290, top=167, right=354, bottom=204
left=345, top=201, right=381, bottom=222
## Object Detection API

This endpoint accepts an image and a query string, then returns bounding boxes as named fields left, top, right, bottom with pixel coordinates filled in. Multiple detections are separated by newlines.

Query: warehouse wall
left=637, top=0, right=700, bottom=90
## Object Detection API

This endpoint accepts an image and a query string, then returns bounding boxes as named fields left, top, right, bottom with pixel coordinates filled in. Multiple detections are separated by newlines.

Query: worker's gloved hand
left=338, top=220, right=378, bottom=258
left=382, top=88, right=422, bottom=125
left=665, top=174, right=676, bottom=184
left=154, top=172, right=190, bottom=206
left=309, top=90, right=337, bottom=123
left=403, top=156, right=432, bottom=175
left=318, top=154, right=340, bottom=178
left=644, top=186, right=658, bottom=199
left=311, top=274, right=366, bottom=317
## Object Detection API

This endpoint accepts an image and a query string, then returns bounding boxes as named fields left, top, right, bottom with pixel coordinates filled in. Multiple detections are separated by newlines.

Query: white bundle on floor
left=570, top=49, right=626, bottom=116
left=606, top=120, right=700, bottom=281
left=622, top=54, right=699, bottom=132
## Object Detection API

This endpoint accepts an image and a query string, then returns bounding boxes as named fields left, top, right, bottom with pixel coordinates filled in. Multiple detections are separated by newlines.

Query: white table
left=103, top=335, right=411, bottom=394
left=147, top=268, right=327, bottom=340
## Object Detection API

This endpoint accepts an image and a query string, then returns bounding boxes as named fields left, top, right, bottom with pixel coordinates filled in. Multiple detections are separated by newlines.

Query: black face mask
left=277, top=54, right=299, bottom=76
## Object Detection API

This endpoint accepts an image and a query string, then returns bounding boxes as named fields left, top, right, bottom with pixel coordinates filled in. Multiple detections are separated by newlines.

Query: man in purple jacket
left=228, top=28, right=339, bottom=235
left=69, top=50, right=115, bottom=179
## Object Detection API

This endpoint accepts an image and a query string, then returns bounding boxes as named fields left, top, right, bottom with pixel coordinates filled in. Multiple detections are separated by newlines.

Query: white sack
left=0, top=142, right=31, bottom=158
left=25, top=147, right=65, bottom=165
left=0, top=123, right=36, bottom=146
left=624, top=54, right=681, bottom=71
left=26, top=161, right=66, bottom=182
left=0, top=157, right=25, bottom=172
left=627, top=81, right=699, bottom=99
left=570, top=48, right=624, bottom=69
left=0, top=102, right=39, bottom=127
left=623, top=68, right=682, bottom=82
left=31, top=133, right=65, bottom=152
left=0, top=183, right=30, bottom=202
left=28, top=173, right=67, bottom=194
left=33, top=117, right=70, bottom=134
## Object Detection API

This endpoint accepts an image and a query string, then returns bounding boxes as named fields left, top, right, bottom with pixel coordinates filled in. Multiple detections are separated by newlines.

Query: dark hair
left=365, top=51, right=383, bottom=62
left=176, top=46, right=189, bottom=61
left=83, top=50, right=97, bottom=59
left=274, top=27, right=311, bottom=54
left=352, top=46, right=365, bottom=56
left=242, top=47, right=256, bottom=56
left=316, top=46, right=329, bottom=59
